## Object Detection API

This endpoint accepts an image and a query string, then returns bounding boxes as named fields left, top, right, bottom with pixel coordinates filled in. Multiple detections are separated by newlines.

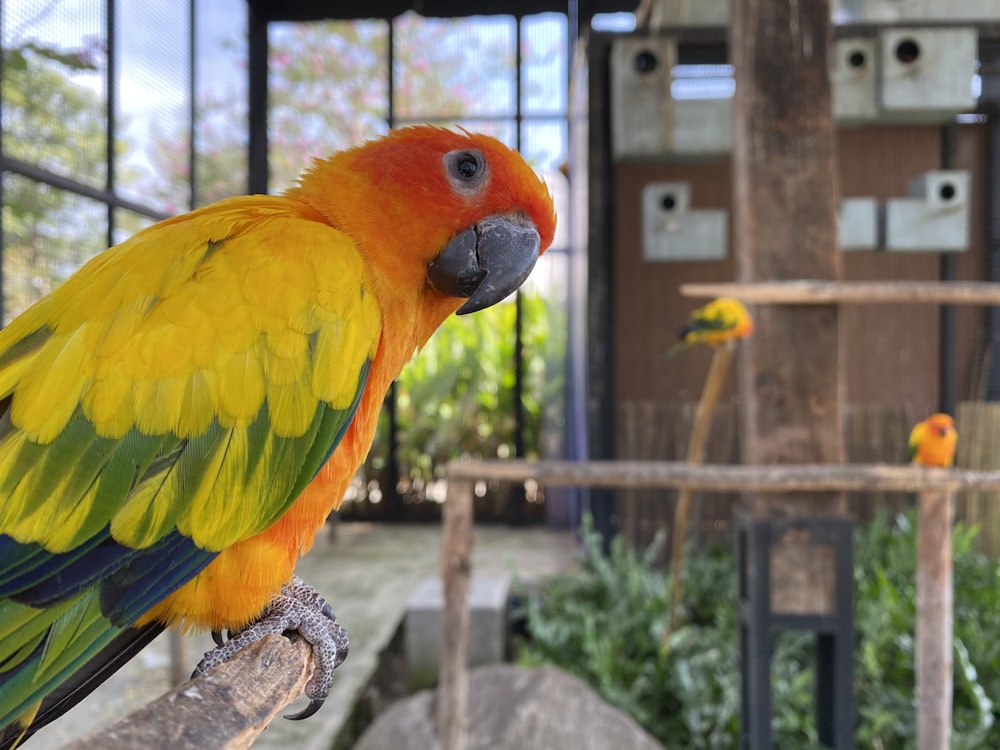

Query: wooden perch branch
left=61, top=634, right=313, bottom=750
left=667, top=342, right=736, bottom=639
left=680, top=280, right=1000, bottom=306
left=446, top=459, right=1000, bottom=494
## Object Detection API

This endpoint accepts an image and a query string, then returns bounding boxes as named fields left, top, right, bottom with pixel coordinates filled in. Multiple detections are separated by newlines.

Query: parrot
left=0, top=124, right=556, bottom=747
left=909, top=413, right=958, bottom=468
left=665, top=297, right=753, bottom=358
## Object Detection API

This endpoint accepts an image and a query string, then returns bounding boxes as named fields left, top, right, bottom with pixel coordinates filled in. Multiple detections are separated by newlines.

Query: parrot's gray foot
left=193, top=576, right=349, bottom=720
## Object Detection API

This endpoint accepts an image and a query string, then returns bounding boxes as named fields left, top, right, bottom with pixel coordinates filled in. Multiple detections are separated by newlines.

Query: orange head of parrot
left=909, top=412, right=957, bottom=468
left=285, top=125, right=557, bottom=318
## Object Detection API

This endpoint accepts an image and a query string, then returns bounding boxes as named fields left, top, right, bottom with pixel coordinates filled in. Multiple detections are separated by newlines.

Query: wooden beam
left=445, top=459, right=1000, bottom=493
left=682, top=280, right=1000, bottom=305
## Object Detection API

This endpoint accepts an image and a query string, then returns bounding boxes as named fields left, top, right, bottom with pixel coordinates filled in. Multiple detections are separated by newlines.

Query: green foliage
left=853, top=511, right=999, bottom=749
left=520, top=511, right=1000, bottom=748
left=350, top=292, right=564, bottom=504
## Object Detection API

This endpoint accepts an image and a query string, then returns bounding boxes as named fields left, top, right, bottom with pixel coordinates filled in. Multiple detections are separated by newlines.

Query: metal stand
left=738, top=515, right=855, bottom=750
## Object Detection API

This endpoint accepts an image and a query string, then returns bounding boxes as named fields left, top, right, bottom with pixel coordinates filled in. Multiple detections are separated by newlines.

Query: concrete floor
left=28, top=522, right=580, bottom=750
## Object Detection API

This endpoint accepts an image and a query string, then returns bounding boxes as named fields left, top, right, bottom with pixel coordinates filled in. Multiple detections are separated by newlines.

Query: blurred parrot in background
left=0, top=125, right=556, bottom=747
left=909, top=413, right=958, bottom=468
left=666, top=297, right=753, bottom=358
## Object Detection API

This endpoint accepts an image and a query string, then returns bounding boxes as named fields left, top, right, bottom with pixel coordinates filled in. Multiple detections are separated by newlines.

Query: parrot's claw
left=285, top=697, right=325, bottom=721
left=192, top=576, right=349, bottom=721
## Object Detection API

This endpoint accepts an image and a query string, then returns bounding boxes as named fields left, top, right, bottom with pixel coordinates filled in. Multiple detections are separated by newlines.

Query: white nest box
left=885, top=171, right=971, bottom=251
left=878, top=28, right=977, bottom=122
left=611, top=36, right=732, bottom=160
left=641, top=181, right=728, bottom=262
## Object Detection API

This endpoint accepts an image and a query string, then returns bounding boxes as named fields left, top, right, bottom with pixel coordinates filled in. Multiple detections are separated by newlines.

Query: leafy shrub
left=343, top=292, right=564, bottom=516
left=519, top=511, right=1000, bottom=748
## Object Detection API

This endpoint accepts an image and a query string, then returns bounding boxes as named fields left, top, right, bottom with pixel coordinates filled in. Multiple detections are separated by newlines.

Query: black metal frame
left=737, top=515, right=855, bottom=750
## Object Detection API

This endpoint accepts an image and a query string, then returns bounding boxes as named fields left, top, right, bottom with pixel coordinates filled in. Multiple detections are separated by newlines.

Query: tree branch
left=61, top=634, right=313, bottom=750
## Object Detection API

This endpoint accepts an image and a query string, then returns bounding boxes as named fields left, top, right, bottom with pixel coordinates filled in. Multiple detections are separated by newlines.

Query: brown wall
left=611, top=123, right=988, bottom=423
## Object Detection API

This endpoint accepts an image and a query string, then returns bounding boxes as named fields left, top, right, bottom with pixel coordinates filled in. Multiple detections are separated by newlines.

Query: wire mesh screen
left=1, top=173, right=106, bottom=317
left=1, top=0, right=250, bottom=322
left=2, top=0, right=107, bottom=188
left=193, top=0, right=248, bottom=205
left=115, top=0, right=190, bottom=214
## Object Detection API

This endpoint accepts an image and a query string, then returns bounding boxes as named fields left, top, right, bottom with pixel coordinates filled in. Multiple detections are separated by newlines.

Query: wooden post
left=916, top=489, right=955, bottom=750
left=168, top=630, right=187, bottom=688
left=438, top=479, right=474, bottom=750
left=730, top=1, right=845, bottom=746
left=731, top=0, right=845, bottom=552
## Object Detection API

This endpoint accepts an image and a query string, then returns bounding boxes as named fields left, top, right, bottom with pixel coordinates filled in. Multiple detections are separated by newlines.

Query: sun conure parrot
left=666, top=297, right=753, bottom=358
left=0, top=125, right=556, bottom=747
left=909, top=413, right=958, bottom=468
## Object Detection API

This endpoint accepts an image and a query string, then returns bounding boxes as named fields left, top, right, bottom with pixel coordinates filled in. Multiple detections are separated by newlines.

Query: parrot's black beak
left=427, top=214, right=541, bottom=315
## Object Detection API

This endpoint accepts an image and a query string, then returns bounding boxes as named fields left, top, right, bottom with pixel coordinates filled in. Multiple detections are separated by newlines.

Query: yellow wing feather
left=0, top=196, right=382, bottom=554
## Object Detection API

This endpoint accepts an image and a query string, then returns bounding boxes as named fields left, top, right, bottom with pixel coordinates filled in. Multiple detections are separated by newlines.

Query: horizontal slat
left=681, top=280, right=1000, bottom=305
left=445, top=459, right=1000, bottom=493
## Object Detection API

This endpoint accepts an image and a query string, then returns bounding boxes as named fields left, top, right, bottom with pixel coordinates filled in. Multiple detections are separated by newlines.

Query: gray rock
left=354, top=663, right=666, bottom=750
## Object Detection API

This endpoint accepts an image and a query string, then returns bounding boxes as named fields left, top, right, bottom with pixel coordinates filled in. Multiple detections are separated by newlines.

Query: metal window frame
left=0, top=0, right=197, bottom=319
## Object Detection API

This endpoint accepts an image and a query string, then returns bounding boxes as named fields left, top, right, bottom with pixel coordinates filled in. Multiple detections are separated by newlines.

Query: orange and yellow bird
left=667, top=297, right=753, bottom=358
left=0, top=125, right=556, bottom=746
left=909, top=413, right=958, bottom=468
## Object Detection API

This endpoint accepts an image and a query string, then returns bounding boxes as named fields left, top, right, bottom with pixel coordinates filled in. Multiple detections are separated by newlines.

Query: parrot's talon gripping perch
left=192, top=576, right=349, bottom=721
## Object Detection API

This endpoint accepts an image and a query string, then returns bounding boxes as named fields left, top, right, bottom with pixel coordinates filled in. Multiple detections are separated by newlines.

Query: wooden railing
left=437, top=459, right=1000, bottom=750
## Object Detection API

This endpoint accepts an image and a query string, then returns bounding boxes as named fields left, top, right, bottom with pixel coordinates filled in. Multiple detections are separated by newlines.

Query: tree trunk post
left=916, top=489, right=955, bottom=750
left=438, top=478, right=474, bottom=750
left=730, top=0, right=846, bottom=609
left=731, top=0, right=844, bottom=513
left=730, top=0, right=848, bottom=746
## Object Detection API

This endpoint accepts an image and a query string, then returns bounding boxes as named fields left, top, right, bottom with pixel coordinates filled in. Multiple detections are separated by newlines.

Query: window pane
left=112, top=207, right=157, bottom=246
left=1, top=0, right=107, bottom=187
left=521, top=118, right=567, bottom=172
left=2, top=174, right=106, bottom=322
left=393, top=13, right=515, bottom=120
left=268, top=20, right=389, bottom=191
left=194, top=0, right=248, bottom=205
left=521, top=14, right=567, bottom=116
left=115, top=0, right=190, bottom=214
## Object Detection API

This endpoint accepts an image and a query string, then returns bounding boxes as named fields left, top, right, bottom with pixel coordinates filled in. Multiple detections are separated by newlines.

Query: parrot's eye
left=445, top=149, right=489, bottom=195
left=457, top=154, right=479, bottom=178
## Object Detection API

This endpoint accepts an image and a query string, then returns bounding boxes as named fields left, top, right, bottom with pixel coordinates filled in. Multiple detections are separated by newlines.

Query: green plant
left=520, top=511, right=1000, bottom=749
left=348, top=291, right=564, bottom=507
